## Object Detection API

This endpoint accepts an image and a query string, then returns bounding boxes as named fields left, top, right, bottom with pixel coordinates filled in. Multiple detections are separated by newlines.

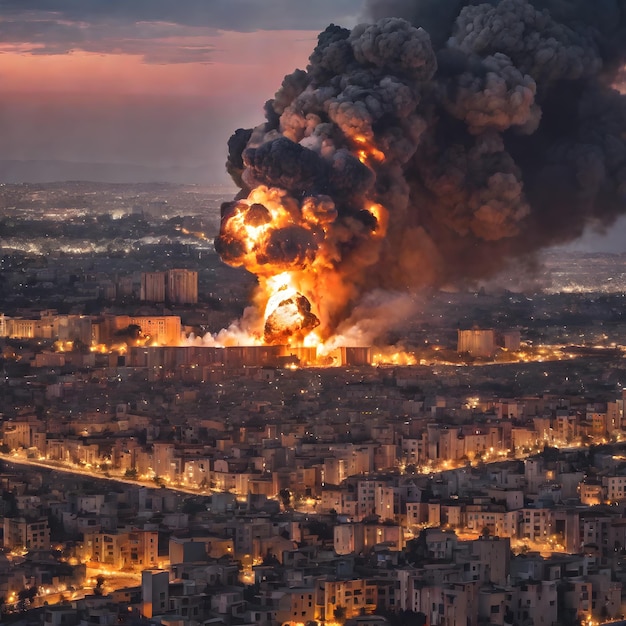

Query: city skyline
left=3, top=3, right=626, bottom=619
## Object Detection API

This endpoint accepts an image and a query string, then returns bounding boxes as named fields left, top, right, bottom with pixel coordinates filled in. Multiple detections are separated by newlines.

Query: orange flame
left=217, top=143, right=391, bottom=348
left=353, top=134, right=385, bottom=165
left=367, top=202, right=389, bottom=237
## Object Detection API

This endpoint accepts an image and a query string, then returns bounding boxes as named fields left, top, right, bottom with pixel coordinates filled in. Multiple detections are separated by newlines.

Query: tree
left=17, top=587, right=37, bottom=611
left=333, top=605, right=347, bottom=624
left=414, top=611, right=427, bottom=626
left=243, top=583, right=259, bottom=602
left=71, top=338, right=89, bottom=354
left=262, top=550, right=280, bottom=566
left=278, top=488, right=291, bottom=509
left=94, top=575, right=105, bottom=596
left=305, top=520, right=333, bottom=541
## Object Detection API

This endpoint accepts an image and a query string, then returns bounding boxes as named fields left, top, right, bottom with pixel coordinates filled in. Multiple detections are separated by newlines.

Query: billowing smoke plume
left=216, top=0, right=626, bottom=345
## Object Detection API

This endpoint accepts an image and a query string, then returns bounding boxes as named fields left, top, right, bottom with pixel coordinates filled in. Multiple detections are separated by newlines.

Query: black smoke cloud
left=219, top=0, right=626, bottom=327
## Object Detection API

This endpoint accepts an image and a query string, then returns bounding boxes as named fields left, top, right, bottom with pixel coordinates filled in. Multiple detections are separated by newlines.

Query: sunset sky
left=0, top=0, right=364, bottom=183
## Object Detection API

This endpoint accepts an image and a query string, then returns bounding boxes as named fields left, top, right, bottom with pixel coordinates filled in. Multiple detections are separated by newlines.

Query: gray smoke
left=217, top=0, right=626, bottom=338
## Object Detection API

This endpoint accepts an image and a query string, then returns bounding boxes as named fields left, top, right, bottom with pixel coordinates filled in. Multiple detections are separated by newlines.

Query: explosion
left=216, top=0, right=626, bottom=348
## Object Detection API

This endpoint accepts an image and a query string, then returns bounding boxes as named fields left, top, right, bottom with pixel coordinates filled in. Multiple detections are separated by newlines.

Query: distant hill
left=0, top=159, right=229, bottom=185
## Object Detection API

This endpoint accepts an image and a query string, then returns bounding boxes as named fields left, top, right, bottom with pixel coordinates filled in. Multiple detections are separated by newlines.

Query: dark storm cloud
left=0, top=0, right=363, bottom=63
left=0, top=0, right=364, bottom=34
left=0, top=16, right=216, bottom=63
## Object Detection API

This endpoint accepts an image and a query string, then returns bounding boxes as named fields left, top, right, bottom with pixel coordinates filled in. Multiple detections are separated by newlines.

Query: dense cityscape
left=1, top=183, right=626, bottom=626
left=4, top=0, right=626, bottom=625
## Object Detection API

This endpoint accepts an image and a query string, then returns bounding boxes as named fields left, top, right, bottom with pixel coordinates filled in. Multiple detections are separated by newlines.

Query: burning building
left=128, top=345, right=372, bottom=369
left=215, top=0, right=626, bottom=351
left=457, top=329, right=497, bottom=358
left=457, top=328, right=522, bottom=357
